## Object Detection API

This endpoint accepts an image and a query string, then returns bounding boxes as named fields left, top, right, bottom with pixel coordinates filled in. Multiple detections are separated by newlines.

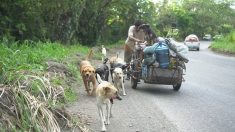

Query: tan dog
left=96, top=74, right=122, bottom=132
left=109, top=52, right=125, bottom=65
left=80, top=49, right=97, bottom=95
left=109, top=53, right=126, bottom=82
left=113, top=67, right=126, bottom=96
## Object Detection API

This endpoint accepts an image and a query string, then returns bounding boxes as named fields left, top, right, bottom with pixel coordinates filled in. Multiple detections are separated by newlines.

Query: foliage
left=210, top=31, right=235, bottom=53
left=1, top=0, right=234, bottom=43
left=156, top=0, right=235, bottom=39
left=0, top=0, right=157, bottom=45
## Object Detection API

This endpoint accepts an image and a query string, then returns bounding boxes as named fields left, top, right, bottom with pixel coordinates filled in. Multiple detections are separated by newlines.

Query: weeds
left=211, top=31, right=235, bottom=54
left=0, top=41, right=91, bottom=131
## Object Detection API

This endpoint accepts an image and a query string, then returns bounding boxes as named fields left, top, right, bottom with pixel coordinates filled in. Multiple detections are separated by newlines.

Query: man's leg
left=124, top=45, right=133, bottom=80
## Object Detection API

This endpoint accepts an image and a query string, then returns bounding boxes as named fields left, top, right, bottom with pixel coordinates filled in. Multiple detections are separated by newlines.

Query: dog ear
left=104, top=87, right=110, bottom=93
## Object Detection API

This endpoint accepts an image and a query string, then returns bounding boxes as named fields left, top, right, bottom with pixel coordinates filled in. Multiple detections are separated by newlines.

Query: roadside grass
left=0, top=41, right=92, bottom=102
left=210, top=31, right=235, bottom=54
left=97, top=40, right=125, bottom=49
left=0, top=41, right=94, bottom=131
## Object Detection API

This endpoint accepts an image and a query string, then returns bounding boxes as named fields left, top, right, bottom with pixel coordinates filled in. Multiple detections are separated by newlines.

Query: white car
left=203, top=34, right=212, bottom=41
left=184, top=34, right=200, bottom=51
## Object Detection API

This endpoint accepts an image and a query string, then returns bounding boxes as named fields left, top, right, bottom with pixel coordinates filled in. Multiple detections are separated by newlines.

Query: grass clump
left=210, top=31, right=235, bottom=54
left=0, top=41, right=91, bottom=131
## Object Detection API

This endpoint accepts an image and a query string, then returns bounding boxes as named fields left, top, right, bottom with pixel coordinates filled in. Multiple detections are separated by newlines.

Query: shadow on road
left=130, top=82, right=182, bottom=96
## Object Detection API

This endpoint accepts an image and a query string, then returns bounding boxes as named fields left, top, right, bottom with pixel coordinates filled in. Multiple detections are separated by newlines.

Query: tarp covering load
left=143, top=38, right=189, bottom=68
left=166, top=38, right=189, bottom=63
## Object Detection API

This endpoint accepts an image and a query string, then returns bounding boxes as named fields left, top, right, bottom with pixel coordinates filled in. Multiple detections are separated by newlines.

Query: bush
left=210, top=31, right=235, bottom=54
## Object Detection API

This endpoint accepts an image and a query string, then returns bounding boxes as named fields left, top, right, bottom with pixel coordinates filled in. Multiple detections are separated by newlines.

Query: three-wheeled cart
left=130, top=39, right=187, bottom=91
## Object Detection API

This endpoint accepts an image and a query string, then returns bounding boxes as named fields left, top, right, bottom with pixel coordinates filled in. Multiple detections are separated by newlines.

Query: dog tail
left=96, top=73, right=103, bottom=84
left=103, top=58, right=109, bottom=64
left=85, top=49, right=93, bottom=60
left=116, top=52, right=119, bottom=58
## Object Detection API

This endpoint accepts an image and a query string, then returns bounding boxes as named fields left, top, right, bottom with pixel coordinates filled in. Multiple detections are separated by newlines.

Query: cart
left=130, top=40, right=186, bottom=91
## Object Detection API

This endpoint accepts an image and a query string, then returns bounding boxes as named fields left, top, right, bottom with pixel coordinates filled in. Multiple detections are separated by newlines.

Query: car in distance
left=184, top=34, right=200, bottom=51
left=203, top=34, right=212, bottom=41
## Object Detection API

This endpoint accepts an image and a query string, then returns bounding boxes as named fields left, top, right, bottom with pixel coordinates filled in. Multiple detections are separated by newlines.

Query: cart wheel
left=173, top=82, right=181, bottom=91
left=173, top=67, right=183, bottom=91
left=131, top=76, right=138, bottom=89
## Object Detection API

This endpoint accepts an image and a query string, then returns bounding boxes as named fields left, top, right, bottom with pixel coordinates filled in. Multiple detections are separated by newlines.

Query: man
left=124, top=20, right=146, bottom=80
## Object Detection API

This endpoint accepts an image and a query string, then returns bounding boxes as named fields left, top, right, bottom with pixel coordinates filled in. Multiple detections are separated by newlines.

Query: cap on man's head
left=134, top=20, right=143, bottom=27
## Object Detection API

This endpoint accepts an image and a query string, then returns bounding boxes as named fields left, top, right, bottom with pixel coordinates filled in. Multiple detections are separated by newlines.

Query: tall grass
left=0, top=41, right=89, bottom=81
left=211, top=31, right=235, bottom=54
left=0, top=41, right=91, bottom=131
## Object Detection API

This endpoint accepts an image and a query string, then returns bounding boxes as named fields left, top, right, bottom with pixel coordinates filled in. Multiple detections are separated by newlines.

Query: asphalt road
left=68, top=41, right=235, bottom=132
left=142, top=41, right=235, bottom=132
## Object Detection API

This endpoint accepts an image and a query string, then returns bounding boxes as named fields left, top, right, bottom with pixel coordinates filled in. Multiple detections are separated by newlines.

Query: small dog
left=79, top=49, right=97, bottom=95
left=109, top=53, right=126, bottom=82
left=96, top=74, right=122, bottom=132
left=112, top=67, right=126, bottom=96
left=109, top=53, right=124, bottom=66
left=95, top=58, right=109, bottom=81
left=101, top=45, right=107, bottom=62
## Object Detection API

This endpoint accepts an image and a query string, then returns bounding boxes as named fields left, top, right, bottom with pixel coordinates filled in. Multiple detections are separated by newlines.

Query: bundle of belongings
left=141, top=38, right=189, bottom=78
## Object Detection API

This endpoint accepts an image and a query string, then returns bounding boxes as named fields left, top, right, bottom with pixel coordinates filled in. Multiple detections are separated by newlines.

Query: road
left=68, top=41, right=235, bottom=132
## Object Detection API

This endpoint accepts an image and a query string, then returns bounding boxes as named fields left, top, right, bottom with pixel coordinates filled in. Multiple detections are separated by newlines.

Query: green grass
left=0, top=41, right=90, bottom=105
left=97, top=39, right=124, bottom=49
left=0, top=40, right=91, bottom=130
left=0, top=40, right=125, bottom=131
left=211, top=31, right=235, bottom=54
left=0, top=41, right=88, bottom=82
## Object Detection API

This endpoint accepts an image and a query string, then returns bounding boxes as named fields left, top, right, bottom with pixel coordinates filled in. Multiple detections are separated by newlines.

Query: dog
left=112, top=67, right=126, bottom=96
left=101, top=45, right=107, bottom=62
left=95, top=58, right=109, bottom=81
left=109, top=53, right=124, bottom=65
left=96, top=74, right=122, bottom=132
left=79, top=49, right=97, bottom=95
left=109, top=53, right=127, bottom=82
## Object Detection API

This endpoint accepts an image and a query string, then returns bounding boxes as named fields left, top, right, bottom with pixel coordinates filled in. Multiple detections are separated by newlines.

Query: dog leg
left=90, top=78, right=97, bottom=96
left=113, top=81, right=120, bottom=95
left=88, top=82, right=92, bottom=95
left=110, top=69, right=114, bottom=83
left=110, top=104, right=113, bottom=118
left=105, top=70, right=109, bottom=81
left=98, top=105, right=106, bottom=131
left=121, top=78, right=126, bottom=96
left=83, top=79, right=90, bottom=95
left=105, top=101, right=111, bottom=125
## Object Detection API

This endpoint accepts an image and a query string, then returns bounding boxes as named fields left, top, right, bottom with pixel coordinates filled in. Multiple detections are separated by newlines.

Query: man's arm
left=128, top=26, right=143, bottom=43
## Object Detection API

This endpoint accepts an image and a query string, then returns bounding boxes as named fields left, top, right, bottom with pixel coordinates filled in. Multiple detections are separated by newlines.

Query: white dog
left=101, top=45, right=107, bottom=62
left=96, top=74, right=122, bottom=132
left=112, top=67, right=126, bottom=96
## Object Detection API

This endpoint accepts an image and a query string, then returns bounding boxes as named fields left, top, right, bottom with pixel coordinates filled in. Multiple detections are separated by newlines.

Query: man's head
left=134, top=20, right=144, bottom=31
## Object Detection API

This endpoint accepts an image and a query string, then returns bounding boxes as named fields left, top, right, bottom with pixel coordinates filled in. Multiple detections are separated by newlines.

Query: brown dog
left=80, top=49, right=97, bottom=95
